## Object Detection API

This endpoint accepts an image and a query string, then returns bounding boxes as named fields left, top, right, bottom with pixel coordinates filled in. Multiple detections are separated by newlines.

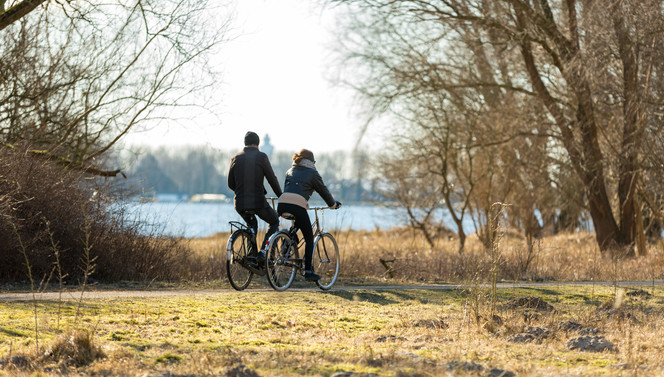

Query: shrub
left=0, top=147, right=189, bottom=282
left=43, top=329, right=104, bottom=367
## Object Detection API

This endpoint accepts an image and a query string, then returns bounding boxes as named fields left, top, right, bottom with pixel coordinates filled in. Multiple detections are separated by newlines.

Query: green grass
left=1, top=285, right=663, bottom=376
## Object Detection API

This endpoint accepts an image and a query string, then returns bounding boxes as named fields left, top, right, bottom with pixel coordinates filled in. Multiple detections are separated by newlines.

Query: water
left=122, top=201, right=476, bottom=238
left=123, top=201, right=401, bottom=238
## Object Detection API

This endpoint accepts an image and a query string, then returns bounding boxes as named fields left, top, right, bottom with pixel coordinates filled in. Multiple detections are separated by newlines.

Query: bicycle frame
left=310, top=206, right=327, bottom=234
left=280, top=207, right=334, bottom=264
left=264, top=205, right=340, bottom=291
left=280, top=206, right=327, bottom=251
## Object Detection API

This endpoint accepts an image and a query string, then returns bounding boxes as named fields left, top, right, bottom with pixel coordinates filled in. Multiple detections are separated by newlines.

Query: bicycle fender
left=227, top=232, right=240, bottom=261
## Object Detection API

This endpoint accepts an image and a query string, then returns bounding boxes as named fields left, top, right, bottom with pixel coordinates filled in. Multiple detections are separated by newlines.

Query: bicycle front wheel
left=266, top=232, right=297, bottom=291
left=226, top=229, right=254, bottom=291
left=313, top=232, right=340, bottom=290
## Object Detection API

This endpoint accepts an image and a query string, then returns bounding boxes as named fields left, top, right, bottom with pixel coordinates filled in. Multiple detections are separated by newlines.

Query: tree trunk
left=417, top=224, right=436, bottom=249
left=587, top=192, right=631, bottom=255
left=515, top=4, right=645, bottom=257
left=576, top=99, right=634, bottom=255
left=635, top=196, right=647, bottom=256
left=613, top=5, right=643, bottom=257
left=0, top=0, right=47, bottom=31
left=457, top=228, right=466, bottom=255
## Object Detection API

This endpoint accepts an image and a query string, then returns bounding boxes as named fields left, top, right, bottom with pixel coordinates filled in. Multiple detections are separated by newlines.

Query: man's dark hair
left=244, top=131, right=260, bottom=146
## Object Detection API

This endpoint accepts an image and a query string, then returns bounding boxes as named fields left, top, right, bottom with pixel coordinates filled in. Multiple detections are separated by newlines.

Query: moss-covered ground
left=1, top=284, right=663, bottom=376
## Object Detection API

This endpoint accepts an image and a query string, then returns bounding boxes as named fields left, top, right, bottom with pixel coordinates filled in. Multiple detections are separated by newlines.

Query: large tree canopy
left=333, top=0, right=664, bottom=255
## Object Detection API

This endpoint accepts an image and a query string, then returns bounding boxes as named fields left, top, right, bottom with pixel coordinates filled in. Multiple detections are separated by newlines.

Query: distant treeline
left=122, top=146, right=379, bottom=203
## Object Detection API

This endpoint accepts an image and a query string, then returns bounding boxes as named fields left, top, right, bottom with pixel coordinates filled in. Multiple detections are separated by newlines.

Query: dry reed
left=186, top=228, right=663, bottom=284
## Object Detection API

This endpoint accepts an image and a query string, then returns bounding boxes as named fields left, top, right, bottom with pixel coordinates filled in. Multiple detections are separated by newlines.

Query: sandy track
left=0, top=281, right=661, bottom=301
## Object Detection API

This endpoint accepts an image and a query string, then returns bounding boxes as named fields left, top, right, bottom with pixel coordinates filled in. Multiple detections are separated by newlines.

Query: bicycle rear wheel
left=313, top=232, right=340, bottom=290
left=226, top=229, right=254, bottom=291
left=266, top=232, right=297, bottom=291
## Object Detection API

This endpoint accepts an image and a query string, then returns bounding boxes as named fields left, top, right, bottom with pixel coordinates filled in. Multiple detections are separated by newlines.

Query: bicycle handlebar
left=266, top=197, right=278, bottom=210
left=267, top=197, right=341, bottom=211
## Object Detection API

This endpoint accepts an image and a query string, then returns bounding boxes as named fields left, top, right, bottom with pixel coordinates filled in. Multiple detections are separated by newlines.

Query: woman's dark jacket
left=283, top=165, right=335, bottom=207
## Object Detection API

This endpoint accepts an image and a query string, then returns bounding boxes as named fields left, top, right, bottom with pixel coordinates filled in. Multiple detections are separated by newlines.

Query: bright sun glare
left=123, top=0, right=364, bottom=154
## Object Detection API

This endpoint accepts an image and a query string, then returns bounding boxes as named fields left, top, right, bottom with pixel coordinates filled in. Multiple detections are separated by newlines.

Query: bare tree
left=373, top=145, right=445, bottom=248
left=332, top=0, right=546, bottom=253
left=0, top=0, right=232, bottom=174
left=332, top=0, right=664, bottom=256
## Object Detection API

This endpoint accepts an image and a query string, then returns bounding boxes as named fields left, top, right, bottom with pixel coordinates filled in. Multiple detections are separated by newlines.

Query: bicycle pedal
left=244, top=262, right=266, bottom=276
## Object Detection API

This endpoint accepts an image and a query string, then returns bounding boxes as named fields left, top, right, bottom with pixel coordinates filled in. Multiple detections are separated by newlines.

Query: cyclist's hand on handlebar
left=330, top=200, right=342, bottom=209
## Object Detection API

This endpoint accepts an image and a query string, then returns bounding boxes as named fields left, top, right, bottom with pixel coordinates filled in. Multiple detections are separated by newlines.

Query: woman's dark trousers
left=277, top=203, right=314, bottom=271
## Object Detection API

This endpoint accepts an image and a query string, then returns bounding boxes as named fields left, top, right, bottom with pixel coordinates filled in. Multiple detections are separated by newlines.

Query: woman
left=277, top=149, right=341, bottom=281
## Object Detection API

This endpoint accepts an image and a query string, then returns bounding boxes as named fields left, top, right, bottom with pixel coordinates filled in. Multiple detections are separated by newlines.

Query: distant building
left=189, top=193, right=229, bottom=203
left=262, top=134, right=274, bottom=158
left=156, top=192, right=189, bottom=202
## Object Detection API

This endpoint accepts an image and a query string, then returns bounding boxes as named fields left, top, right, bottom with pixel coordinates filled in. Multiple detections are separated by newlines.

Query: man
left=227, top=131, right=282, bottom=260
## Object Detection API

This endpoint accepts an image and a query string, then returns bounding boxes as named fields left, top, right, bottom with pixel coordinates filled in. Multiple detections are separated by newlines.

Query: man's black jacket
left=228, top=147, right=282, bottom=210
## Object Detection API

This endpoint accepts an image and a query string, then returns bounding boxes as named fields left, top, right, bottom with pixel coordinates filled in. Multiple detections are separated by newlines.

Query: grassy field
left=1, top=285, right=664, bottom=376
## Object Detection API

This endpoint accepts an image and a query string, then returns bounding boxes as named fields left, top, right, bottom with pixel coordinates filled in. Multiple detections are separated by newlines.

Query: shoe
left=304, top=270, right=320, bottom=281
left=256, top=250, right=266, bottom=264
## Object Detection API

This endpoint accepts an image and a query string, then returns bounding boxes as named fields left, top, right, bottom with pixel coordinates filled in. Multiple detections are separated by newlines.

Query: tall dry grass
left=187, top=227, right=664, bottom=284
left=339, top=228, right=663, bottom=283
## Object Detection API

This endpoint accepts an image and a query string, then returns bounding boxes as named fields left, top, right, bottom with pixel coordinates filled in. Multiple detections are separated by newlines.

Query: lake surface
left=123, top=201, right=475, bottom=238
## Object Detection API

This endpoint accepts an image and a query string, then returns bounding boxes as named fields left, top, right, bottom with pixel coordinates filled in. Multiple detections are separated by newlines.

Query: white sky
left=123, top=0, right=369, bottom=154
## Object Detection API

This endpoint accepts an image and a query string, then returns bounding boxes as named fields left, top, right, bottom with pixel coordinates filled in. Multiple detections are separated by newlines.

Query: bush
left=43, top=329, right=105, bottom=367
left=0, top=147, right=189, bottom=282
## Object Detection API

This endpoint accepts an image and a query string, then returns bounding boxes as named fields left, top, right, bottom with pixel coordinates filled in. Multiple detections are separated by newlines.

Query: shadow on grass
left=504, top=287, right=613, bottom=305
left=328, top=289, right=459, bottom=305
left=0, top=327, right=27, bottom=337
left=525, top=288, right=565, bottom=297
left=327, top=290, right=401, bottom=305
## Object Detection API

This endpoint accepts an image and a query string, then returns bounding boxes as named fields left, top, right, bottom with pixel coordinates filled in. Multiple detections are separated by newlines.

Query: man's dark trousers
left=237, top=205, right=279, bottom=251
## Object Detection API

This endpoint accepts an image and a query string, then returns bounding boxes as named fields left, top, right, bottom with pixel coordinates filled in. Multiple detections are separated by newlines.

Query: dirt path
left=1, top=280, right=661, bottom=301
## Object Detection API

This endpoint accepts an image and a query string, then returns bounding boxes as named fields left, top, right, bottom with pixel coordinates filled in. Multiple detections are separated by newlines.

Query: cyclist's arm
left=227, top=158, right=237, bottom=191
left=312, top=171, right=336, bottom=208
left=262, top=153, right=283, bottom=197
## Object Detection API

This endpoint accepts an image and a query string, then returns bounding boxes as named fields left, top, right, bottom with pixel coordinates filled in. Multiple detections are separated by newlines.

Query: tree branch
left=2, top=142, right=126, bottom=178
left=0, top=0, right=47, bottom=31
